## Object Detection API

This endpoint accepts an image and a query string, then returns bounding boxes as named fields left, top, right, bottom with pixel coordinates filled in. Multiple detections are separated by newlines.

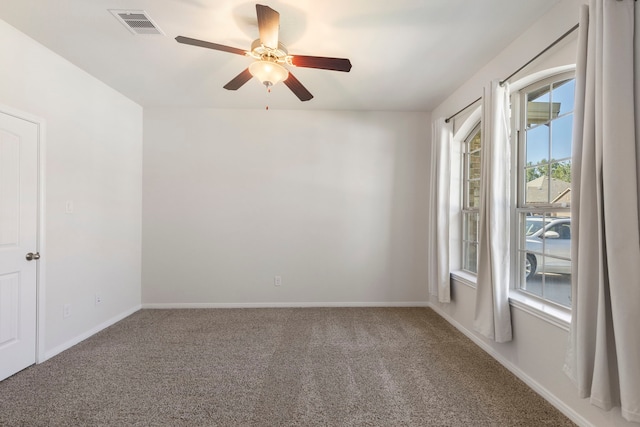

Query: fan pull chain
left=266, top=86, right=271, bottom=110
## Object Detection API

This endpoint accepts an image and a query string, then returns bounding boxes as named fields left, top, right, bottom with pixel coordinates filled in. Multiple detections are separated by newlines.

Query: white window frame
left=510, top=71, right=575, bottom=315
left=461, top=123, right=481, bottom=275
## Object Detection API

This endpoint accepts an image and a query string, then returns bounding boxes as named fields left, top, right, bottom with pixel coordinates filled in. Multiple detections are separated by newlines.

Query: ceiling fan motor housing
left=249, top=39, right=289, bottom=63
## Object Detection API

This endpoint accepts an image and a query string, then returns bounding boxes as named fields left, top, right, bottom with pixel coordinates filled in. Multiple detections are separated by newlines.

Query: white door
left=0, top=111, right=39, bottom=381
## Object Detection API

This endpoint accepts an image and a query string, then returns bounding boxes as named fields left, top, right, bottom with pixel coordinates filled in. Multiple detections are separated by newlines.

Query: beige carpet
left=0, top=307, right=574, bottom=426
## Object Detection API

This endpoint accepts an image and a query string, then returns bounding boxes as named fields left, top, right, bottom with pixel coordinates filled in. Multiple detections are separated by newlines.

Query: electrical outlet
left=274, top=275, right=282, bottom=287
left=95, top=294, right=102, bottom=305
left=63, top=304, right=71, bottom=318
left=65, top=200, right=74, bottom=214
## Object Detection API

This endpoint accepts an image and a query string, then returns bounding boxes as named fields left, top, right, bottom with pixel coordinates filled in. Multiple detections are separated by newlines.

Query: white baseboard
left=142, top=301, right=430, bottom=309
left=42, top=305, right=141, bottom=362
left=427, top=302, right=592, bottom=427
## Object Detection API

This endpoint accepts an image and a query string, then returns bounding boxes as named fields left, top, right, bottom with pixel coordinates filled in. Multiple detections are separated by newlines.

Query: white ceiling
left=0, top=0, right=560, bottom=111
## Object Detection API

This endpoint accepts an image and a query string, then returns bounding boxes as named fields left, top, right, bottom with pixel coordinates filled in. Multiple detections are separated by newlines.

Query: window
left=513, top=73, right=575, bottom=308
left=462, top=124, right=481, bottom=274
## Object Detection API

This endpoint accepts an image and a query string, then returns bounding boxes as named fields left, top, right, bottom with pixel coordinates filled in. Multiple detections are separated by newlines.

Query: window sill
left=450, top=272, right=571, bottom=331
left=450, top=270, right=477, bottom=288
left=508, top=291, right=571, bottom=331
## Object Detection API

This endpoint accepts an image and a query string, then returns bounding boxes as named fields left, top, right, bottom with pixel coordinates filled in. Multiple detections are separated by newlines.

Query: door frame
left=0, top=103, right=47, bottom=364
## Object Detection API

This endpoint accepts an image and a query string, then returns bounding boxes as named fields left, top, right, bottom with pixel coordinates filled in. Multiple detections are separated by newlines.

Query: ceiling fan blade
left=223, top=68, right=253, bottom=91
left=290, top=55, right=352, bottom=72
left=175, top=36, right=247, bottom=56
left=284, top=72, right=313, bottom=102
left=256, top=4, right=279, bottom=49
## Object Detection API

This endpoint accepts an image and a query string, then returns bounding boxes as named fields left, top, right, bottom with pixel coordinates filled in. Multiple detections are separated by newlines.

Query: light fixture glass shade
left=249, top=60, right=289, bottom=87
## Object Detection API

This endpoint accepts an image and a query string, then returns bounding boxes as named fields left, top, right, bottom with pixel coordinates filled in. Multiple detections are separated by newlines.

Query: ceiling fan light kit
left=249, top=60, right=289, bottom=87
left=175, top=4, right=352, bottom=102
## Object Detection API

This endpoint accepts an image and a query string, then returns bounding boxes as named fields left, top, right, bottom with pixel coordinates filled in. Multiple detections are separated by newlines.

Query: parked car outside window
left=525, top=216, right=571, bottom=279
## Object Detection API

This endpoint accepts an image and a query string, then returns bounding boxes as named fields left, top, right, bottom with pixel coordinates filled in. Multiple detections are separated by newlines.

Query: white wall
left=143, top=108, right=430, bottom=306
left=0, top=19, right=143, bottom=357
left=430, top=1, right=635, bottom=426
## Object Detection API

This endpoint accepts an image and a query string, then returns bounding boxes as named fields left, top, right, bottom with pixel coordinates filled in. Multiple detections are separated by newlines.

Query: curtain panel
left=473, top=81, right=513, bottom=343
left=564, top=1, right=640, bottom=422
left=427, top=118, right=452, bottom=303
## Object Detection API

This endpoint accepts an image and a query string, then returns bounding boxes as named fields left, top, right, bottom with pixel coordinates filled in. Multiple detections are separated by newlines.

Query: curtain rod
left=499, top=23, right=579, bottom=86
left=445, top=23, right=580, bottom=124
left=444, top=97, right=481, bottom=124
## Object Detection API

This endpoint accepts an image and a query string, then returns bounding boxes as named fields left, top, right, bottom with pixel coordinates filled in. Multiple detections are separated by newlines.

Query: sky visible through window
left=526, top=79, right=575, bottom=169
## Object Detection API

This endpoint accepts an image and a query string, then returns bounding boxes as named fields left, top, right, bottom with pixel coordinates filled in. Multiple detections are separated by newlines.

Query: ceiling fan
left=175, top=4, right=352, bottom=102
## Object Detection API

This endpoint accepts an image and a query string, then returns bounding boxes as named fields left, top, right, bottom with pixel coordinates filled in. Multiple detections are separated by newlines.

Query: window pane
left=543, top=272, right=572, bottom=307
left=520, top=251, right=543, bottom=297
left=550, top=161, right=571, bottom=204
left=552, top=79, right=575, bottom=115
left=542, top=219, right=571, bottom=256
left=523, top=214, right=546, bottom=255
left=463, top=125, right=481, bottom=210
left=469, top=130, right=481, bottom=152
left=463, top=211, right=479, bottom=243
left=463, top=211, right=479, bottom=274
left=469, top=150, right=481, bottom=180
left=468, top=179, right=480, bottom=208
left=551, top=114, right=573, bottom=161
left=522, top=215, right=552, bottom=238
left=520, top=212, right=572, bottom=305
left=527, top=85, right=551, bottom=127
left=526, top=124, right=549, bottom=166
left=525, top=166, right=550, bottom=205
left=463, top=242, right=478, bottom=273
left=528, top=85, right=550, bottom=103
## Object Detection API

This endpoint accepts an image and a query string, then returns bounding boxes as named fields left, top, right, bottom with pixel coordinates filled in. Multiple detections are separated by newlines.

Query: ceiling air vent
left=109, top=10, right=164, bottom=35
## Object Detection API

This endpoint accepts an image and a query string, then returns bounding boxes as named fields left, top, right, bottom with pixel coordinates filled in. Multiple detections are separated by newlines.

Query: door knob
left=25, top=252, right=40, bottom=261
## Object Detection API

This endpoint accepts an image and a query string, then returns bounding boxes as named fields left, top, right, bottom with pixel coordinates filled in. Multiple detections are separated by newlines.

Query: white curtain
left=473, top=81, right=512, bottom=343
left=427, top=118, right=452, bottom=303
left=564, top=1, right=640, bottom=423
